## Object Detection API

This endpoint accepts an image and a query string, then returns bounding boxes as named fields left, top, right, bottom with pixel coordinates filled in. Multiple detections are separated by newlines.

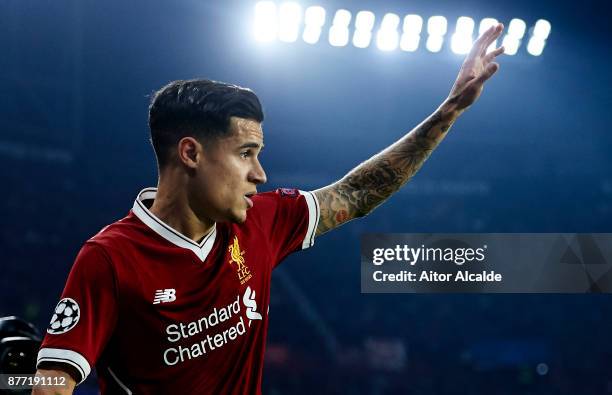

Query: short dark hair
left=148, top=79, right=264, bottom=168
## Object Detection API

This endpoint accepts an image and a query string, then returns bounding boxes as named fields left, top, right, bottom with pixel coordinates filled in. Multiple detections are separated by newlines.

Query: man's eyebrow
left=238, top=142, right=264, bottom=150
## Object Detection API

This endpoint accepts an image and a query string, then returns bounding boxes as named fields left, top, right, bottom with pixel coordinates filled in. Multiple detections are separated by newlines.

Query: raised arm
left=313, top=23, right=505, bottom=236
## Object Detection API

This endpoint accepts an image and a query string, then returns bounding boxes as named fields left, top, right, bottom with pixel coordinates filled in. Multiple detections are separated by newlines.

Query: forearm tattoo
left=314, top=110, right=455, bottom=236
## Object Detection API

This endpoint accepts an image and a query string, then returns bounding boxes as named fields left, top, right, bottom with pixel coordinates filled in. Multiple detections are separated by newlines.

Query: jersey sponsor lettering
left=163, top=287, right=262, bottom=366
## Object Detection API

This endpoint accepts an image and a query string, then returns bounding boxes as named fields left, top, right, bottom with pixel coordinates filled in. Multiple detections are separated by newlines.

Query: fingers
left=471, top=25, right=494, bottom=54
left=484, top=46, right=505, bottom=63
left=476, top=23, right=504, bottom=56
left=465, top=23, right=498, bottom=60
left=475, top=62, right=500, bottom=84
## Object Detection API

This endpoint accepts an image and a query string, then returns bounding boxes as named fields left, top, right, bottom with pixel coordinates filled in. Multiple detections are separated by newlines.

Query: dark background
left=1, top=0, right=611, bottom=393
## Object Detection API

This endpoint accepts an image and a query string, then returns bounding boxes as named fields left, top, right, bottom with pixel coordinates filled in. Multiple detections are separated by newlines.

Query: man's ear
left=177, top=137, right=201, bottom=169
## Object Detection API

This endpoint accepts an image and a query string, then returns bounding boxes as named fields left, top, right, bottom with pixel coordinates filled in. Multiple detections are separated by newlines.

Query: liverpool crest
left=228, top=236, right=252, bottom=284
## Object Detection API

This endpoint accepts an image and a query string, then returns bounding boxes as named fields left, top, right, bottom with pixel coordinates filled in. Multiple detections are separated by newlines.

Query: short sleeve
left=250, top=188, right=320, bottom=266
left=37, top=242, right=118, bottom=384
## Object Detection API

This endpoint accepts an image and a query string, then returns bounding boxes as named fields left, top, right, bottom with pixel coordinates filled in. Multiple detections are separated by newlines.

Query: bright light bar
left=427, top=16, right=447, bottom=36
left=400, top=14, right=422, bottom=52
left=305, top=5, right=325, bottom=25
left=254, top=1, right=278, bottom=42
left=451, top=33, right=473, bottom=54
left=403, top=14, right=423, bottom=34
left=329, top=9, right=351, bottom=47
left=353, top=31, right=372, bottom=48
left=426, top=35, right=444, bottom=52
left=329, top=26, right=349, bottom=46
left=353, top=11, right=374, bottom=48
left=501, top=18, right=527, bottom=55
left=303, top=26, right=321, bottom=44
left=527, top=37, right=545, bottom=56
left=451, top=17, right=474, bottom=54
left=376, top=29, right=399, bottom=51
left=455, top=16, right=475, bottom=35
left=533, top=19, right=551, bottom=39
left=302, top=6, right=326, bottom=44
left=381, top=13, right=400, bottom=30
left=278, top=2, right=302, bottom=42
left=355, top=10, right=375, bottom=31
left=501, top=35, right=520, bottom=55
left=479, top=18, right=498, bottom=35
left=376, top=13, right=400, bottom=51
left=332, top=9, right=351, bottom=26
left=426, top=16, right=446, bottom=53
left=400, top=34, right=420, bottom=52
left=508, top=18, right=526, bottom=38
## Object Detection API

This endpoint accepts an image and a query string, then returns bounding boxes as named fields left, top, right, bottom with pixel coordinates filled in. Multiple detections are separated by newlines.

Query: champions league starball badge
left=47, top=298, right=81, bottom=334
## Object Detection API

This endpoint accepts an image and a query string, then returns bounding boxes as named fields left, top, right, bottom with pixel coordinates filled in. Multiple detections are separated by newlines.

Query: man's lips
left=244, top=192, right=256, bottom=209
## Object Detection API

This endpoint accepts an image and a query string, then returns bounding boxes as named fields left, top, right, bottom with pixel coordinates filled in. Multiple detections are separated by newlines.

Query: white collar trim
left=132, top=187, right=216, bottom=262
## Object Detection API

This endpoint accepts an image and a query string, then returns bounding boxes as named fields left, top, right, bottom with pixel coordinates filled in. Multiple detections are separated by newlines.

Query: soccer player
left=33, top=24, right=505, bottom=395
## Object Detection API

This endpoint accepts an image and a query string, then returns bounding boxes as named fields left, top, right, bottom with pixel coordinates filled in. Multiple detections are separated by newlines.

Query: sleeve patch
left=47, top=298, right=81, bottom=335
left=278, top=188, right=300, bottom=198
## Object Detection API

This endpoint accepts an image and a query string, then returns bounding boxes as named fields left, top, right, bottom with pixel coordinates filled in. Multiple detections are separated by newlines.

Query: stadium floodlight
left=525, top=19, right=550, bottom=56
left=426, top=35, right=444, bottom=52
left=400, top=34, right=420, bottom=52
left=451, top=17, right=474, bottom=54
left=501, top=18, right=526, bottom=56
left=403, top=14, right=423, bottom=34
left=400, top=14, right=423, bottom=52
left=533, top=19, right=551, bottom=39
left=479, top=18, right=498, bottom=35
left=329, top=9, right=352, bottom=47
left=305, top=6, right=326, bottom=26
left=479, top=18, right=498, bottom=53
left=527, top=37, right=545, bottom=56
left=329, top=26, right=350, bottom=47
left=253, top=1, right=278, bottom=42
left=455, top=16, right=475, bottom=35
left=427, top=16, right=448, bottom=36
left=302, top=6, right=326, bottom=44
left=333, top=8, right=351, bottom=26
left=501, top=35, right=520, bottom=55
left=278, top=2, right=302, bottom=43
left=353, top=31, right=372, bottom=48
left=376, top=13, right=400, bottom=51
left=426, top=16, right=447, bottom=53
left=380, top=13, right=400, bottom=30
left=352, top=11, right=375, bottom=48
left=451, top=34, right=473, bottom=54
left=508, top=18, right=526, bottom=38
left=355, top=10, right=375, bottom=31
left=252, top=5, right=549, bottom=57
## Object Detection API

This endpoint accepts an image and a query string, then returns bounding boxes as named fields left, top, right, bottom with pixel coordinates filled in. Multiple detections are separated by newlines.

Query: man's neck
left=149, top=180, right=215, bottom=243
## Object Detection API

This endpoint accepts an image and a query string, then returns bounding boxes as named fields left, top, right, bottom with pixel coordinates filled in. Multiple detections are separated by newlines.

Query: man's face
left=191, top=117, right=267, bottom=224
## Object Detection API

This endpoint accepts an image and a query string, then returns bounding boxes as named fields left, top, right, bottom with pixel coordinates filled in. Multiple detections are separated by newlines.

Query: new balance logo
left=153, top=289, right=176, bottom=304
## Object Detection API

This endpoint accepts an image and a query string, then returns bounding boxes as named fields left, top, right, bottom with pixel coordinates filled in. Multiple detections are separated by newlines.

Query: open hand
left=448, top=23, right=505, bottom=111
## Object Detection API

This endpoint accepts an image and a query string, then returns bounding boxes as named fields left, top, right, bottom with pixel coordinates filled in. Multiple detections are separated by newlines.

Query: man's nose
left=249, top=160, right=267, bottom=185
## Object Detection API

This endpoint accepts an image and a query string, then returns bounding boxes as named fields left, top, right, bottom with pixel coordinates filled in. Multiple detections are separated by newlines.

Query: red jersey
left=37, top=187, right=319, bottom=394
